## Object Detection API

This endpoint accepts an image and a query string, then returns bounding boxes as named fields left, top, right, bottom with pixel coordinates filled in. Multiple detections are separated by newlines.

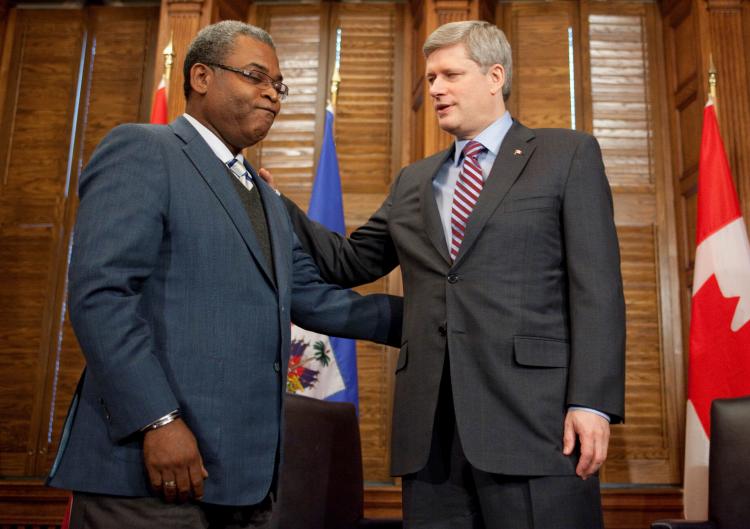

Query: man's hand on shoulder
left=258, top=168, right=276, bottom=188
left=562, top=409, right=610, bottom=480
left=143, top=418, right=208, bottom=502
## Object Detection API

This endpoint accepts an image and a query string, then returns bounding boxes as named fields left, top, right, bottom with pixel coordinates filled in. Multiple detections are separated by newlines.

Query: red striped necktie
left=450, top=140, right=486, bottom=260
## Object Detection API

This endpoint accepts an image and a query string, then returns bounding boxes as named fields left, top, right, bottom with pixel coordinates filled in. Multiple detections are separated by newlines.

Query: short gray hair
left=423, top=20, right=512, bottom=101
left=183, top=20, right=275, bottom=99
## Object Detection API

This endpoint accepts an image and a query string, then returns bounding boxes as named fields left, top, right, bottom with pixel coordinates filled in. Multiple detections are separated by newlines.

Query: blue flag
left=288, top=108, right=359, bottom=411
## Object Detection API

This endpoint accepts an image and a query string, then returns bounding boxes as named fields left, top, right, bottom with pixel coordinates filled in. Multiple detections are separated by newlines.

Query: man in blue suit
left=47, top=20, right=401, bottom=528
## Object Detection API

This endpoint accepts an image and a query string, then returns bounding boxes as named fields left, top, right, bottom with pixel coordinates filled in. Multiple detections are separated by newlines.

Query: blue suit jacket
left=47, top=116, right=400, bottom=505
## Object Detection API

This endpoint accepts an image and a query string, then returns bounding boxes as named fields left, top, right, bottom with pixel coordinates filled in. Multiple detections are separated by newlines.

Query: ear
left=190, top=63, right=214, bottom=96
left=488, top=63, right=505, bottom=96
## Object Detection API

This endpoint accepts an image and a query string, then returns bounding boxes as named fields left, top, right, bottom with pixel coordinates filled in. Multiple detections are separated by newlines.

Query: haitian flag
left=287, top=106, right=359, bottom=411
left=683, top=99, right=750, bottom=518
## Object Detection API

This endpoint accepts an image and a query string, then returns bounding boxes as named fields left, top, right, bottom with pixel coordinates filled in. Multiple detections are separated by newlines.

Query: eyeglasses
left=207, top=63, right=289, bottom=101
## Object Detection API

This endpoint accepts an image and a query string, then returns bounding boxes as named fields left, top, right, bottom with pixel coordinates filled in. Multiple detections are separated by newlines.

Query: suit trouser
left=68, top=491, right=273, bottom=529
left=401, top=356, right=604, bottom=529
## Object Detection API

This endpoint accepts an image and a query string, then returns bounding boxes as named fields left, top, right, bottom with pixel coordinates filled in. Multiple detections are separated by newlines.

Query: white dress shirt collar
left=182, top=113, right=246, bottom=168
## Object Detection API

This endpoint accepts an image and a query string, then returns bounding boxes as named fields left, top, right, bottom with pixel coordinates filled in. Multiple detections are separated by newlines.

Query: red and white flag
left=683, top=99, right=750, bottom=518
left=149, top=76, right=169, bottom=125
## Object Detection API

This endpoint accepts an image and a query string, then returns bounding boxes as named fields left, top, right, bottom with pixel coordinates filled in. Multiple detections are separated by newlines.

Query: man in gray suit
left=270, top=20, right=625, bottom=529
left=46, top=20, right=400, bottom=528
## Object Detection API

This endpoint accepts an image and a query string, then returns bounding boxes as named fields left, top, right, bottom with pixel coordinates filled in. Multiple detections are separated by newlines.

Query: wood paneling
left=504, top=2, right=577, bottom=129
left=251, top=4, right=324, bottom=206
left=41, top=6, right=160, bottom=473
left=154, top=0, right=215, bottom=121
left=335, top=3, right=400, bottom=484
left=0, top=4, right=159, bottom=480
left=585, top=6, right=681, bottom=485
left=706, top=0, right=750, bottom=223
left=661, top=0, right=706, bottom=409
left=252, top=2, right=402, bottom=484
left=0, top=8, right=86, bottom=478
left=498, top=1, right=682, bottom=484
left=589, top=13, right=651, bottom=188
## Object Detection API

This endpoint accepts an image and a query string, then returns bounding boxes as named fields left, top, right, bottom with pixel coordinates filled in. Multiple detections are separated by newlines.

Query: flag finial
left=708, top=54, right=717, bottom=104
left=163, top=31, right=176, bottom=82
left=329, top=28, right=342, bottom=110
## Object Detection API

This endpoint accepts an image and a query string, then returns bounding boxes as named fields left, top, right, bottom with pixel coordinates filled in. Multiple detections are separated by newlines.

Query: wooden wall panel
left=335, top=4, right=399, bottom=482
left=252, top=2, right=402, bottom=484
left=588, top=5, right=683, bottom=485
left=251, top=4, right=324, bottom=206
left=336, top=4, right=397, bottom=196
left=41, top=6, right=160, bottom=473
left=499, top=1, right=682, bottom=485
left=706, top=0, right=750, bottom=224
left=589, top=14, right=651, bottom=188
left=662, top=0, right=706, bottom=394
left=0, top=8, right=85, bottom=478
left=0, top=4, right=160, bottom=484
left=504, top=2, right=577, bottom=129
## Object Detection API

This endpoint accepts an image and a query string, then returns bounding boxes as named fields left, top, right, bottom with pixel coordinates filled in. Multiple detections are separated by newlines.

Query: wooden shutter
left=252, top=2, right=402, bottom=483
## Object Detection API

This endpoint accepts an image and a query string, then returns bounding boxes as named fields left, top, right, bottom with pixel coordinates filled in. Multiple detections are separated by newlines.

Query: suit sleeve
left=562, top=134, right=626, bottom=423
left=68, top=125, right=179, bottom=441
left=281, top=170, right=403, bottom=287
left=289, top=232, right=403, bottom=347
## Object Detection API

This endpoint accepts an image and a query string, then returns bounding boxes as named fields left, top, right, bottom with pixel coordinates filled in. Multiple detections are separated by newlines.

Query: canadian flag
left=149, top=76, right=169, bottom=125
left=683, top=100, right=750, bottom=518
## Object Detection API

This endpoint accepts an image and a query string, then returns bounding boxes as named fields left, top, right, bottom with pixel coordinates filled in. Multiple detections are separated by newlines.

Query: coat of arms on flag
left=287, top=332, right=345, bottom=398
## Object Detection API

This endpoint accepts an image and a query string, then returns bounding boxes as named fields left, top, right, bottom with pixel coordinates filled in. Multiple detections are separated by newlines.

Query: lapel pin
left=514, top=149, right=523, bottom=156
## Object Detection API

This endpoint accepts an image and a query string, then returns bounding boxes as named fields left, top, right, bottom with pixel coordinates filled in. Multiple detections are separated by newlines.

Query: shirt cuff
left=568, top=406, right=610, bottom=422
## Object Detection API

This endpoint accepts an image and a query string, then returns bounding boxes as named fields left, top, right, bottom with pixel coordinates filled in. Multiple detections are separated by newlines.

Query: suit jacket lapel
left=420, top=148, right=455, bottom=267
left=453, top=121, right=536, bottom=267
left=250, top=164, right=288, bottom=292
left=171, top=117, right=276, bottom=289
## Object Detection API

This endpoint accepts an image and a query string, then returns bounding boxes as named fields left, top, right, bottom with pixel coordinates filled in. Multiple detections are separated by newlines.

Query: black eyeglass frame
left=207, top=63, right=289, bottom=100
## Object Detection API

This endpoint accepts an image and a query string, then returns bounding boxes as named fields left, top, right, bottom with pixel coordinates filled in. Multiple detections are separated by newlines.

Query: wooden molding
left=365, top=485, right=683, bottom=528
left=0, top=481, right=683, bottom=528
left=0, top=480, right=68, bottom=526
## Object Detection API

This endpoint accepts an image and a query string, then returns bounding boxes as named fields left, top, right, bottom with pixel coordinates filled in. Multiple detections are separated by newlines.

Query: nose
left=262, top=83, right=280, bottom=103
left=428, top=76, right=444, bottom=98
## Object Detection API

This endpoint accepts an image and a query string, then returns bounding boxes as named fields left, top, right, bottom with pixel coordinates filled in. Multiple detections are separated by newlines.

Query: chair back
left=271, top=394, right=364, bottom=529
left=709, top=395, right=750, bottom=528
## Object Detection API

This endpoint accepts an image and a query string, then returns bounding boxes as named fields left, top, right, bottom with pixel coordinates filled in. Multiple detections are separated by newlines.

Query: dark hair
left=183, top=20, right=275, bottom=99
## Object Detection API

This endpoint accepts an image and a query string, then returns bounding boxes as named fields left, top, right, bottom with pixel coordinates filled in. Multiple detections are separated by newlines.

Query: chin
left=438, top=120, right=459, bottom=137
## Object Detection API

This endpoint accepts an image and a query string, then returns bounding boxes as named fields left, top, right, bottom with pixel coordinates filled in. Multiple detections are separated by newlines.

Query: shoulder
left=529, top=127, right=600, bottom=153
left=530, top=127, right=597, bottom=147
left=102, top=122, right=175, bottom=146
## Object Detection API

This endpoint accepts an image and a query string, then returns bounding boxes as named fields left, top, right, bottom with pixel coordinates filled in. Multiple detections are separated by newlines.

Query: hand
left=562, top=409, right=610, bottom=479
left=143, top=418, right=208, bottom=502
left=258, top=167, right=275, bottom=187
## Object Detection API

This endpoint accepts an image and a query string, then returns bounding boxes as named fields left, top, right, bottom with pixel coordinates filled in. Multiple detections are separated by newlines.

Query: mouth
left=434, top=102, right=452, bottom=117
left=258, top=107, right=277, bottom=117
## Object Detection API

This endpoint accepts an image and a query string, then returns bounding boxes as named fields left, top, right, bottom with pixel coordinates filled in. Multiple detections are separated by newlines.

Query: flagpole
left=329, top=28, right=342, bottom=112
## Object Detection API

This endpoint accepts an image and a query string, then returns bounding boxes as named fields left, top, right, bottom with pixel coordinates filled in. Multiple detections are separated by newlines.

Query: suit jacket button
left=438, top=324, right=447, bottom=336
left=447, top=274, right=458, bottom=284
left=273, top=361, right=281, bottom=372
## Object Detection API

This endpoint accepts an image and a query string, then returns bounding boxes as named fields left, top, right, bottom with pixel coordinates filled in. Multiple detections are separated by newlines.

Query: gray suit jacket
left=47, top=116, right=401, bottom=505
left=283, top=120, right=625, bottom=477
